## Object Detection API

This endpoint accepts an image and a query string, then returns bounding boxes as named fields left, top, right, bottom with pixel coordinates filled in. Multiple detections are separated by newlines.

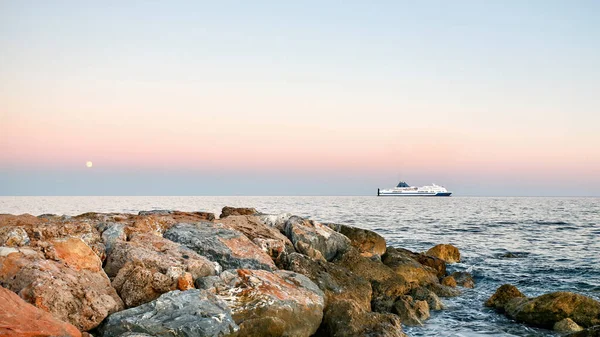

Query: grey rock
left=164, top=223, right=276, bottom=271
left=259, top=213, right=293, bottom=231
left=138, top=210, right=173, bottom=216
left=99, top=289, right=238, bottom=337
left=101, top=223, right=126, bottom=254
left=283, top=216, right=351, bottom=261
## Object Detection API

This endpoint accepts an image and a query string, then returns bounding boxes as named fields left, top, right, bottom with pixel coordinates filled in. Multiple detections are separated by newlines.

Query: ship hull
left=377, top=192, right=452, bottom=197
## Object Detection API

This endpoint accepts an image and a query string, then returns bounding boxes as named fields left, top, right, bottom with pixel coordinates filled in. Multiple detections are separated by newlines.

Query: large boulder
left=99, top=289, right=239, bottom=337
left=220, top=206, right=258, bottom=218
left=381, top=247, right=439, bottom=287
left=164, top=222, right=276, bottom=271
left=426, top=244, right=461, bottom=263
left=0, top=247, right=123, bottom=331
left=0, top=286, right=81, bottom=337
left=450, top=271, right=475, bottom=288
left=218, top=215, right=294, bottom=261
left=197, top=268, right=325, bottom=337
left=333, top=248, right=411, bottom=313
left=104, top=232, right=216, bottom=307
left=486, top=285, right=600, bottom=330
left=326, top=223, right=386, bottom=258
left=284, top=216, right=350, bottom=262
left=282, top=252, right=407, bottom=337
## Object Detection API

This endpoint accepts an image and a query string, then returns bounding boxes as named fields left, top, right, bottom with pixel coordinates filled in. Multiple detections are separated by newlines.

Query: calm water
left=1, top=196, right=599, bottom=336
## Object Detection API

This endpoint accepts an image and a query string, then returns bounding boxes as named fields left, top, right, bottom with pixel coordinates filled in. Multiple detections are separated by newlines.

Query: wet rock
left=197, top=268, right=325, bottom=337
left=427, top=283, right=461, bottom=298
left=410, top=286, right=444, bottom=310
left=485, top=284, right=526, bottom=311
left=333, top=248, right=411, bottom=313
left=326, top=223, right=386, bottom=258
left=0, top=226, right=30, bottom=247
left=567, top=326, right=600, bottom=337
left=284, top=216, right=351, bottom=262
left=0, top=248, right=123, bottom=331
left=487, top=285, right=600, bottom=329
left=218, top=215, right=294, bottom=261
left=220, top=206, right=258, bottom=218
left=99, top=289, right=238, bottom=337
left=164, top=222, right=276, bottom=271
left=392, top=295, right=430, bottom=326
left=426, top=244, right=461, bottom=263
left=281, top=252, right=408, bottom=336
left=0, top=286, right=82, bottom=337
left=259, top=212, right=293, bottom=232
left=382, top=247, right=439, bottom=287
left=413, top=254, right=447, bottom=278
left=451, top=271, right=475, bottom=288
left=555, top=318, right=584, bottom=332
left=441, top=275, right=457, bottom=287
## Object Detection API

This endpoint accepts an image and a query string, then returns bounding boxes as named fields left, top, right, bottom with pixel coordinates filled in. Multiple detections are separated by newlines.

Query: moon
left=86, top=161, right=93, bottom=168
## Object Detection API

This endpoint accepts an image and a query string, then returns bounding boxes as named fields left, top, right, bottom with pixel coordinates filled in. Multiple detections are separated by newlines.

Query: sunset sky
left=1, top=1, right=599, bottom=196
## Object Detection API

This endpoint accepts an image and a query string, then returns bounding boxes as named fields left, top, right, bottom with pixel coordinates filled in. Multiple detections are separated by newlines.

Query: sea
left=1, top=196, right=599, bottom=337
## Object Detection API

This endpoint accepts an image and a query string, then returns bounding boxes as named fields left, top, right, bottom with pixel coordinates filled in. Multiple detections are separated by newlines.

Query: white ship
left=378, top=181, right=452, bottom=196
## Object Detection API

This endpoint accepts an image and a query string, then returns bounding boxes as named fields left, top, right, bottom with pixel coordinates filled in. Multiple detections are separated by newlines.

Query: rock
left=284, top=216, right=350, bottom=262
left=104, top=232, right=216, bottom=307
left=0, top=226, right=30, bottom=247
left=426, top=244, right=461, bottom=263
left=391, top=295, right=430, bottom=326
left=281, top=252, right=408, bottom=336
left=451, top=271, right=475, bottom=288
left=333, top=248, right=411, bottom=313
left=506, top=292, right=600, bottom=329
left=441, top=275, right=457, bottom=287
left=487, top=285, right=600, bottom=329
left=427, top=283, right=461, bottom=298
left=326, top=223, right=386, bottom=258
left=567, top=326, right=600, bottom=337
left=413, top=254, right=447, bottom=278
left=218, top=215, right=294, bottom=261
left=555, top=318, right=584, bottom=332
left=50, top=237, right=102, bottom=272
left=382, top=247, right=439, bottom=287
left=111, top=261, right=176, bottom=308
left=197, top=268, right=325, bottom=337
left=105, top=232, right=216, bottom=279
left=410, top=286, right=444, bottom=310
left=100, top=222, right=126, bottom=254
left=259, top=212, right=293, bottom=232
left=99, top=289, right=239, bottom=337
left=0, top=286, right=82, bottom=337
left=485, top=284, right=526, bottom=311
left=0, top=248, right=123, bottom=331
left=164, top=222, right=276, bottom=271
left=220, top=206, right=258, bottom=218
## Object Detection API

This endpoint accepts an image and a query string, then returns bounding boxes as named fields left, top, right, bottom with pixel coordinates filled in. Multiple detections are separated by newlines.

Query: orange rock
left=50, top=237, right=102, bottom=272
left=426, top=244, right=461, bottom=263
left=178, top=272, right=195, bottom=290
left=0, top=286, right=82, bottom=337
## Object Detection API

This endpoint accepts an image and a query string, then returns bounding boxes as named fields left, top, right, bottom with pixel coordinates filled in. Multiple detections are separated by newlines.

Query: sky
left=1, top=1, right=599, bottom=196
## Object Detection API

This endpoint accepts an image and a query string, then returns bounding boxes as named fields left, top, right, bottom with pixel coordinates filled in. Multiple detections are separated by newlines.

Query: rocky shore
left=0, top=207, right=598, bottom=336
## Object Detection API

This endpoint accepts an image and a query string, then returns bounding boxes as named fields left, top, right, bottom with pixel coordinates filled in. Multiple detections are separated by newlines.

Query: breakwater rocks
left=486, top=284, right=600, bottom=335
left=0, top=207, right=595, bottom=336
